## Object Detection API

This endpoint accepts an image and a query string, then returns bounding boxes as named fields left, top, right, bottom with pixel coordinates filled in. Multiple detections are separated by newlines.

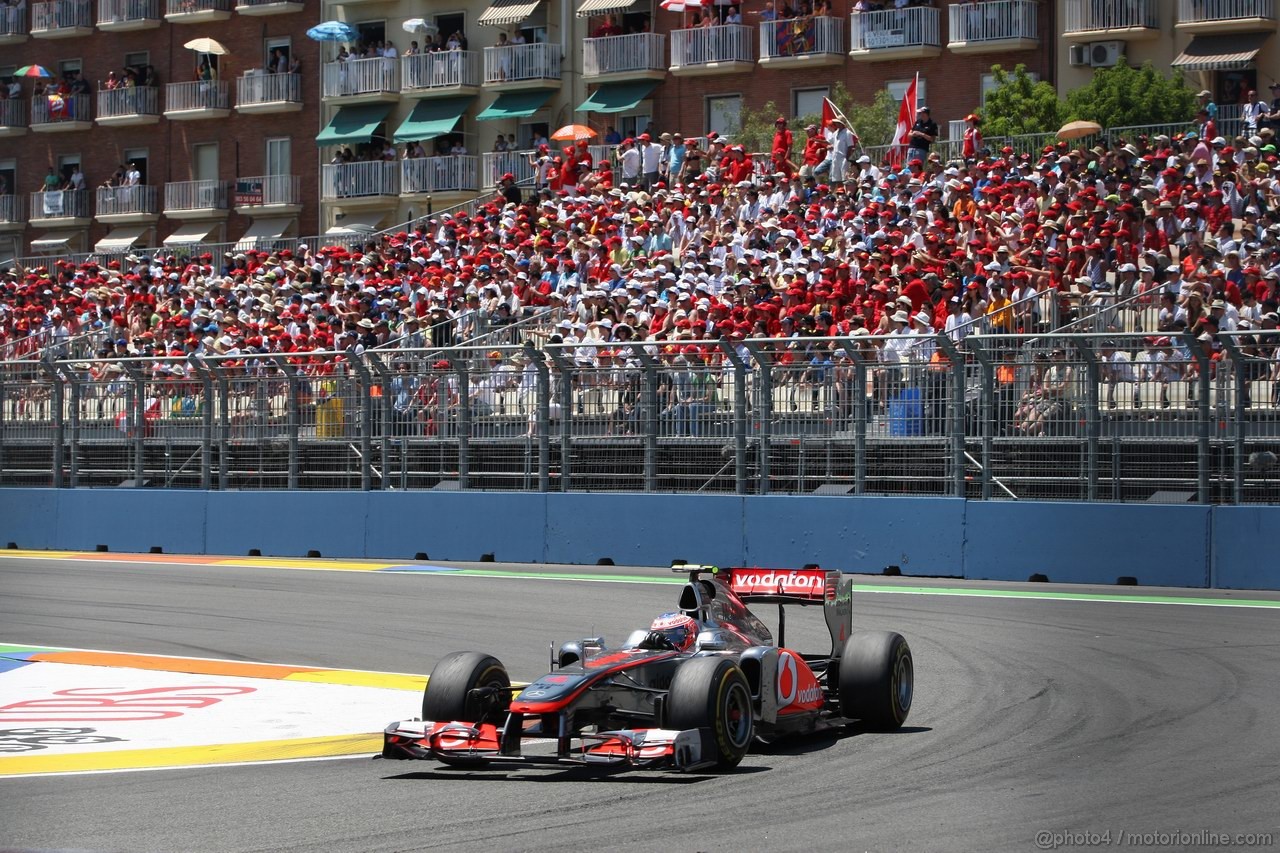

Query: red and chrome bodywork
left=381, top=565, right=857, bottom=771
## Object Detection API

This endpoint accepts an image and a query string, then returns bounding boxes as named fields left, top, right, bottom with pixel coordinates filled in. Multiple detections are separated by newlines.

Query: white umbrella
left=183, top=37, right=230, bottom=56
left=402, top=18, right=438, bottom=36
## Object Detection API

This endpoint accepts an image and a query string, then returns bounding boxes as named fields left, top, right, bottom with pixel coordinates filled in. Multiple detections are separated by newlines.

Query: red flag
left=888, top=75, right=918, bottom=169
left=821, top=97, right=859, bottom=145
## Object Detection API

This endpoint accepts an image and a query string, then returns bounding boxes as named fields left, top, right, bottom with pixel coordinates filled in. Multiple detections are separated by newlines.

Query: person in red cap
left=771, top=115, right=793, bottom=164
left=962, top=113, right=983, bottom=161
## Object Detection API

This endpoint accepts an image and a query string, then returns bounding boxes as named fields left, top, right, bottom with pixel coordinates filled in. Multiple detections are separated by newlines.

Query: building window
left=124, top=51, right=149, bottom=68
left=56, top=154, right=80, bottom=185
left=266, top=138, right=291, bottom=176
left=979, top=71, right=1037, bottom=107
left=792, top=87, right=828, bottom=121
left=58, top=59, right=82, bottom=82
left=123, top=148, right=149, bottom=184
left=707, top=94, right=742, bottom=137
left=0, top=158, right=15, bottom=197
left=192, top=143, right=219, bottom=183
left=887, top=78, right=926, bottom=107
left=265, top=37, right=291, bottom=73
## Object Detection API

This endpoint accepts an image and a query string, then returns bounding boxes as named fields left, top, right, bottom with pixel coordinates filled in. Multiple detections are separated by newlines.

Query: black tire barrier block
left=883, top=565, right=902, bottom=576
left=802, top=563, right=820, bottom=571
left=96, top=544, right=109, bottom=552
left=149, top=546, right=163, bottom=554
left=306, top=550, right=322, bottom=559
left=248, top=548, right=262, bottom=557
left=6, top=542, right=17, bottom=550
left=1028, top=573, right=1049, bottom=583
left=1116, top=576, right=1138, bottom=586
left=415, top=552, right=430, bottom=561
left=671, top=559, right=687, bottom=567
left=480, top=553, right=495, bottom=562
left=597, top=557, right=614, bottom=566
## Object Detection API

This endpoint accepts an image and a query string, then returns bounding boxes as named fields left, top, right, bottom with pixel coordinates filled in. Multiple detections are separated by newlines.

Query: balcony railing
left=947, top=0, right=1037, bottom=44
left=1177, top=0, right=1275, bottom=22
left=96, top=86, right=159, bottom=120
left=481, top=150, right=536, bottom=189
left=0, top=100, right=28, bottom=131
left=401, top=156, right=479, bottom=194
left=323, top=56, right=399, bottom=98
left=1, top=6, right=28, bottom=36
left=31, top=93, right=92, bottom=125
left=234, top=174, right=299, bottom=206
left=670, top=25, right=754, bottom=69
left=236, top=72, right=302, bottom=106
left=96, top=184, right=158, bottom=217
left=849, top=6, right=939, bottom=52
left=321, top=161, right=400, bottom=200
left=165, top=80, right=230, bottom=113
left=30, top=189, right=90, bottom=220
left=164, top=179, right=228, bottom=211
left=760, top=16, right=844, bottom=60
left=483, top=42, right=563, bottom=84
left=31, top=0, right=92, bottom=31
left=164, top=0, right=230, bottom=16
left=582, top=33, right=666, bottom=77
left=97, top=0, right=160, bottom=25
left=0, top=195, right=24, bottom=224
left=402, top=50, right=481, bottom=93
left=1063, top=0, right=1159, bottom=32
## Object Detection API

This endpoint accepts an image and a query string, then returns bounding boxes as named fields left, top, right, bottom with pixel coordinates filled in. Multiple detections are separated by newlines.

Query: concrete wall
left=0, top=488, right=1273, bottom=590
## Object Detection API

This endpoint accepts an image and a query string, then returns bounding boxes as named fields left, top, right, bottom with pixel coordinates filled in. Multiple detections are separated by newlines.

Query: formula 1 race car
left=381, top=564, right=913, bottom=772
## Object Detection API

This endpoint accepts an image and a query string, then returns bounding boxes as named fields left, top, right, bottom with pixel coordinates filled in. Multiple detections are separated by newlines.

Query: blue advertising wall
left=0, top=488, right=1272, bottom=590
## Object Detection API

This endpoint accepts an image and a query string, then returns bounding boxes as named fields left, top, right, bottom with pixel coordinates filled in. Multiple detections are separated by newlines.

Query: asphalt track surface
left=3, top=556, right=1280, bottom=853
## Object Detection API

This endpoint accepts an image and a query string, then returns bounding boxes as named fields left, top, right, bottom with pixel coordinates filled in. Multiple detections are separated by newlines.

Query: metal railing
left=0, top=194, right=23, bottom=224
left=165, top=80, right=229, bottom=112
left=401, top=156, right=480, bottom=194
left=947, top=0, right=1037, bottom=43
left=30, top=189, right=90, bottom=220
left=97, top=0, right=159, bottom=24
left=1177, top=0, right=1275, bottom=21
left=670, top=24, right=754, bottom=69
left=234, top=174, right=299, bottom=206
left=31, top=0, right=91, bottom=30
left=321, top=161, right=400, bottom=200
left=0, top=5, right=26, bottom=35
left=323, top=56, right=399, bottom=98
left=236, top=72, right=301, bottom=106
left=164, top=0, right=230, bottom=15
left=96, top=86, right=159, bottom=119
left=483, top=42, right=562, bottom=84
left=481, top=150, right=536, bottom=189
left=583, top=33, right=666, bottom=77
left=760, top=16, right=844, bottom=59
left=164, top=180, right=228, bottom=212
left=31, top=93, right=92, bottom=125
left=0, top=99, right=28, bottom=130
left=1063, top=0, right=1159, bottom=31
left=7, top=331, right=1279, bottom=504
left=402, top=50, right=480, bottom=92
left=849, top=6, right=938, bottom=51
left=96, top=184, right=159, bottom=217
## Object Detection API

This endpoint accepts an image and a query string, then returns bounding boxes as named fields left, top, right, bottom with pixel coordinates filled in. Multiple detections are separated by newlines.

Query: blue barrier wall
left=0, top=488, right=1273, bottom=590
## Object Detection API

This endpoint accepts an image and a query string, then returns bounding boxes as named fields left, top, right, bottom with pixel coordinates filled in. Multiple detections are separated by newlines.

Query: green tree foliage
left=1063, top=60, right=1197, bottom=129
left=732, top=84, right=899, bottom=156
left=975, top=64, right=1063, bottom=138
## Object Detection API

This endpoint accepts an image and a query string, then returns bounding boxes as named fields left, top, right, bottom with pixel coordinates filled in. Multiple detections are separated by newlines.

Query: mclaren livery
left=381, top=564, right=914, bottom=772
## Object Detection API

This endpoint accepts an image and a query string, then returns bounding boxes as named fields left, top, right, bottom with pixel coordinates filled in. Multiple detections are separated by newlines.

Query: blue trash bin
left=888, top=387, right=923, bottom=436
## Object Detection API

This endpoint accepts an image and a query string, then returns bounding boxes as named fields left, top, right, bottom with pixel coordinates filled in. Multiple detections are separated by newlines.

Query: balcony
left=947, top=0, right=1037, bottom=52
left=481, top=150, right=535, bottom=190
left=321, top=161, right=400, bottom=205
left=322, top=56, right=400, bottom=104
left=1176, top=0, right=1276, bottom=33
left=0, top=7, right=28, bottom=44
left=233, top=175, right=301, bottom=214
left=1063, top=0, right=1160, bottom=39
left=96, top=185, right=159, bottom=223
left=97, top=0, right=160, bottom=31
left=31, top=0, right=93, bottom=37
left=483, top=43, right=563, bottom=91
left=236, top=72, right=302, bottom=114
left=402, top=51, right=481, bottom=98
left=31, top=94, right=92, bottom=131
left=849, top=6, right=941, bottom=60
left=164, top=81, right=230, bottom=120
left=582, top=33, right=666, bottom=83
left=29, top=189, right=91, bottom=226
left=234, top=0, right=304, bottom=15
left=670, top=25, right=754, bottom=76
left=400, top=155, right=479, bottom=197
left=0, top=195, right=25, bottom=232
left=96, top=86, right=160, bottom=126
left=759, top=16, right=845, bottom=67
left=0, top=100, right=28, bottom=138
left=163, top=0, right=230, bottom=23
left=163, top=180, right=229, bottom=219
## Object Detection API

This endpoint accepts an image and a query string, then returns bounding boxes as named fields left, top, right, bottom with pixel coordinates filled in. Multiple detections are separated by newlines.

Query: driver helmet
left=649, top=612, right=698, bottom=652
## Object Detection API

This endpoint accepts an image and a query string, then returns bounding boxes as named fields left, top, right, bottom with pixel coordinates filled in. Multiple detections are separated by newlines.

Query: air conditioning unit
left=1090, top=41, right=1125, bottom=68
left=1068, top=44, right=1089, bottom=67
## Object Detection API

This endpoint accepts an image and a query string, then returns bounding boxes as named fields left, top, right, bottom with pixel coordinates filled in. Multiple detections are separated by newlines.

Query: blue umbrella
left=306, top=21, right=357, bottom=42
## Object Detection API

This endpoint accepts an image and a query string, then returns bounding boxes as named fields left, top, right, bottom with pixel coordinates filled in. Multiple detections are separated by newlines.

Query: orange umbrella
left=550, top=124, right=597, bottom=142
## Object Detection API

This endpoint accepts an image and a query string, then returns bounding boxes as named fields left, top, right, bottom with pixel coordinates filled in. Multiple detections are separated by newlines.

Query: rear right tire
left=838, top=631, right=913, bottom=730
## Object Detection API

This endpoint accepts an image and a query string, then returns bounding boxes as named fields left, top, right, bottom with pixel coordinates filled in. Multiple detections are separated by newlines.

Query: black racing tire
left=665, top=656, right=754, bottom=769
left=421, top=651, right=510, bottom=723
left=838, top=631, right=913, bottom=730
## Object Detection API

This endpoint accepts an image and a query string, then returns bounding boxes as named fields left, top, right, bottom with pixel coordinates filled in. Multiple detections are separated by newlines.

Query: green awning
left=477, top=90, right=552, bottom=121
left=316, top=103, right=393, bottom=147
left=392, top=96, right=475, bottom=143
left=576, top=80, right=658, bottom=114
